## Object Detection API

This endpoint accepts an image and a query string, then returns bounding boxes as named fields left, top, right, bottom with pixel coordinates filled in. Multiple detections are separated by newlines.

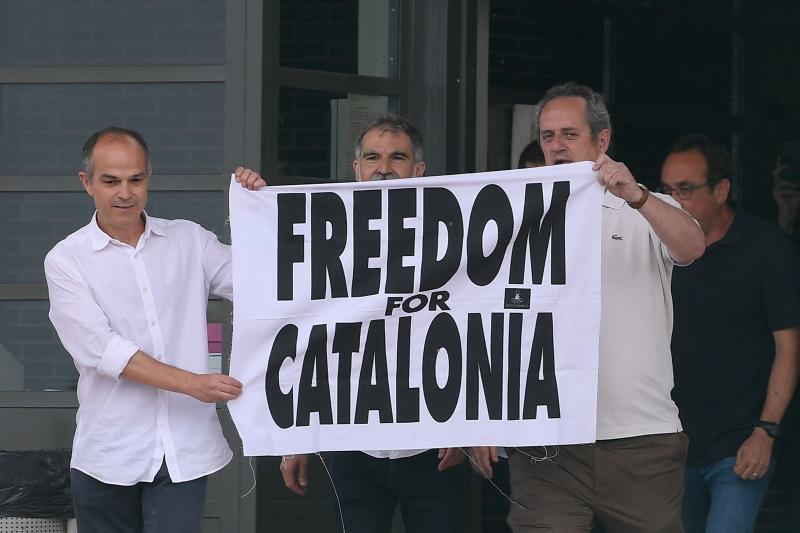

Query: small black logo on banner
left=504, top=288, right=531, bottom=309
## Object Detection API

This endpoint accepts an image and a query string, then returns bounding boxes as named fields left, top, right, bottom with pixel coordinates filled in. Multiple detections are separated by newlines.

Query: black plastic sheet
left=0, top=449, right=73, bottom=518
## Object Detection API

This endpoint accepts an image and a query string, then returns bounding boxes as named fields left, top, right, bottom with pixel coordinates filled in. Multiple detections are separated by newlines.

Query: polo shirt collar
left=602, top=190, right=626, bottom=210
left=711, top=210, right=743, bottom=249
left=88, top=211, right=167, bottom=251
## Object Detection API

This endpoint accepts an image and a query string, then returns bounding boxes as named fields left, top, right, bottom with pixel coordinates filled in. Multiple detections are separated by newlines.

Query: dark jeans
left=71, top=460, right=207, bottom=533
left=325, top=449, right=470, bottom=533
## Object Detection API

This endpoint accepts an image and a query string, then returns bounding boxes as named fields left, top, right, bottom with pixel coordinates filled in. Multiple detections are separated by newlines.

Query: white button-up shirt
left=45, top=213, right=234, bottom=485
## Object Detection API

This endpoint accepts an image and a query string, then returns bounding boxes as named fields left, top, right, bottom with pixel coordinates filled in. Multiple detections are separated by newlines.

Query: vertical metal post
left=602, top=16, right=616, bottom=107
left=731, top=0, right=744, bottom=204
left=474, top=0, right=489, bottom=172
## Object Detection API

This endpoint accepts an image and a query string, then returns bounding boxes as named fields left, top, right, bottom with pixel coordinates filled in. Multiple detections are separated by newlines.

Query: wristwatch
left=626, top=183, right=650, bottom=210
left=755, top=420, right=781, bottom=438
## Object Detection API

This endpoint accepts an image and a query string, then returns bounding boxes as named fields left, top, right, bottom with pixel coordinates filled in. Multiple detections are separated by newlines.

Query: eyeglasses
left=658, top=182, right=710, bottom=200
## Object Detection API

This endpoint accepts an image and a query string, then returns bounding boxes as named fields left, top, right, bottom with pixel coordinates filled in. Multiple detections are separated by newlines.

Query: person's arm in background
left=772, top=160, right=800, bottom=236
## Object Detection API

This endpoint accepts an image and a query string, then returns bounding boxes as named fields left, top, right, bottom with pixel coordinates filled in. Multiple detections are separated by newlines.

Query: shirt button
left=143, top=287, right=149, bottom=293
left=150, top=321, right=156, bottom=326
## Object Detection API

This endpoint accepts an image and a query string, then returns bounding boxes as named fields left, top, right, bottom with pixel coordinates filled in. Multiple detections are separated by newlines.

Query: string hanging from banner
left=458, top=447, right=525, bottom=510
left=240, top=453, right=257, bottom=498
left=317, top=452, right=348, bottom=533
left=512, top=445, right=560, bottom=463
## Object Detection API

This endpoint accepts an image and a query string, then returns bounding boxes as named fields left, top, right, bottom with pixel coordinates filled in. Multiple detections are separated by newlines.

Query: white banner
left=228, top=162, right=603, bottom=456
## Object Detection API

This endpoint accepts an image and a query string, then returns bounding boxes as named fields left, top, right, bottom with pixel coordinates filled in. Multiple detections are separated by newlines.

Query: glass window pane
left=611, top=122, right=732, bottom=192
left=0, top=0, right=224, bottom=66
left=280, top=0, right=399, bottom=77
left=0, top=191, right=225, bottom=284
left=615, top=19, right=731, bottom=113
left=279, top=87, right=396, bottom=180
left=0, top=84, right=224, bottom=176
left=489, top=3, right=604, bottom=96
left=743, top=24, right=800, bottom=217
left=0, top=300, right=77, bottom=391
left=0, top=301, right=227, bottom=392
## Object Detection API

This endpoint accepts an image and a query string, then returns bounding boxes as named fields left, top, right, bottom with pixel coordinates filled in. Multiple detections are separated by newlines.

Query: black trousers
left=325, top=449, right=470, bottom=533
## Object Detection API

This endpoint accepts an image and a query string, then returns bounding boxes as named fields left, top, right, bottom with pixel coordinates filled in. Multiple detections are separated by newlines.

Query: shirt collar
left=712, top=210, right=743, bottom=248
left=602, top=190, right=626, bottom=210
left=88, top=211, right=167, bottom=251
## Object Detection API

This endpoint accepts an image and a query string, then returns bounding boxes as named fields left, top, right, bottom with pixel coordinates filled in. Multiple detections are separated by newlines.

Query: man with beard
left=278, top=115, right=469, bottom=533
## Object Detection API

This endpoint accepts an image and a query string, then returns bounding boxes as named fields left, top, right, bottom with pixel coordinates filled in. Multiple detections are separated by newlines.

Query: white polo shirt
left=596, top=191, right=685, bottom=440
left=45, top=214, right=234, bottom=485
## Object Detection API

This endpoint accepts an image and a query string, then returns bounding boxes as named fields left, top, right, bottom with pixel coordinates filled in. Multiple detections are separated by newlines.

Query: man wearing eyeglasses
left=662, top=134, right=800, bottom=532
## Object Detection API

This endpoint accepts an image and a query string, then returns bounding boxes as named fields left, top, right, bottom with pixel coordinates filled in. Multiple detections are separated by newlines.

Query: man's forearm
left=120, top=350, right=242, bottom=403
left=121, top=350, right=196, bottom=395
left=760, top=327, right=800, bottom=423
left=638, top=195, right=705, bottom=264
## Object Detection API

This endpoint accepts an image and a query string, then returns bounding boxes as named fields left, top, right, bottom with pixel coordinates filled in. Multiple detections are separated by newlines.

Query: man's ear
left=352, top=160, right=363, bottom=182
left=79, top=171, right=94, bottom=197
left=415, top=161, right=426, bottom=177
left=713, top=178, right=731, bottom=205
left=596, top=129, right=611, bottom=155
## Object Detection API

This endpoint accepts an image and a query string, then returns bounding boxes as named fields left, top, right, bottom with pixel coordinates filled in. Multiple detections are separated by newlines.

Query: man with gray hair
left=352, top=114, right=426, bottom=181
left=471, top=83, right=705, bottom=532
left=279, top=114, right=469, bottom=533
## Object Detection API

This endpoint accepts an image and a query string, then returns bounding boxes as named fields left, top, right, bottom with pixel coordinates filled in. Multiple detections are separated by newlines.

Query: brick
left=281, top=6, right=334, bottom=23
left=308, top=23, right=356, bottom=40
left=280, top=111, right=329, bottom=129
left=294, top=129, right=329, bottom=146
left=22, top=363, right=56, bottom=381
left=189, top=113, right=225, bottom=130
left=489, top=3, right=520, bottom=20
left=281, top=41, right=330, bottom=59
left=294, top=165, right=331, bottom=178
left=490, top=35, right=518, bottom=56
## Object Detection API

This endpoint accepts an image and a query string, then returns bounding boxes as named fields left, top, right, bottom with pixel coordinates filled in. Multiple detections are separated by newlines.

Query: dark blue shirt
left=671, top=211, right=800, bottom=465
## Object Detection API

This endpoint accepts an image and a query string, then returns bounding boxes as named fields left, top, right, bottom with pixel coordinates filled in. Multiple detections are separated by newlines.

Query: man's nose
left=118, top=181, right=132, bottom=198
left=378, top=157, right=392, bottom=173
left=551, top=134, right=567, bottom=150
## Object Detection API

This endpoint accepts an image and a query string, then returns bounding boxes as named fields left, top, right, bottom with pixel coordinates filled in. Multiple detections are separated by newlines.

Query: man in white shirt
left=45, top=127, right=265, bottom=533
left=272, top=115, right=469, bottom=533
left=469, top=83, right=705, bottom=532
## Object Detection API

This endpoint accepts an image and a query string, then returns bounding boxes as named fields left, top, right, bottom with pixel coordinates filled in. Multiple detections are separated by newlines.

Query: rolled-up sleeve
left=45, top=248, right=139, bottom=378
left=202, top=229, right=233, bottom=301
